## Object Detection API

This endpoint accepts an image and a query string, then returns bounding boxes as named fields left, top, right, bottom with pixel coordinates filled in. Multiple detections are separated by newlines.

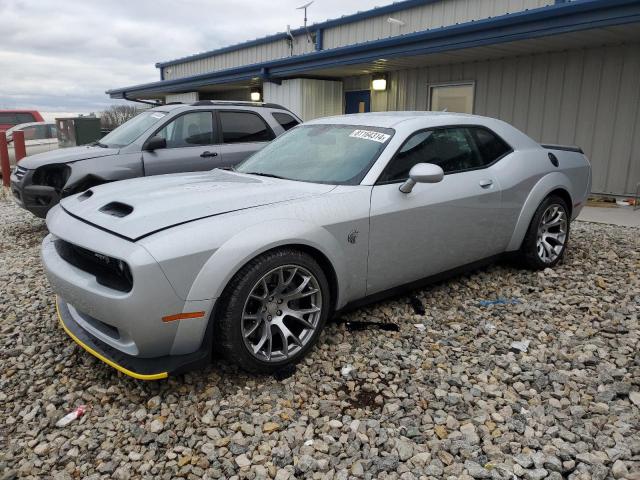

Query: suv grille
left=14, top=165, right=27, bottom=180
left=54, top=239, right=133, bottom=292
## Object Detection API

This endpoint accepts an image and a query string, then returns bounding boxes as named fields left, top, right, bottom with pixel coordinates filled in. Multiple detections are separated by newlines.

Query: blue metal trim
left=155, top=0, right=486, bottom=68
left=108, top=0, right=640, bottom=98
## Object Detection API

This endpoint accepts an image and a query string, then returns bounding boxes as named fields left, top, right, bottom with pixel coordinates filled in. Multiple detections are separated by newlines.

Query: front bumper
left=56, top=297, right=210, bottom=380
left=43, top=207, right=217, bottom=379
left=10, top=168, right=60, bottom=218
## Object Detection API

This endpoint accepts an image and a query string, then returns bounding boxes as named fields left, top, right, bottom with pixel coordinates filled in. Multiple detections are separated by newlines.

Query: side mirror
left=399, top=163, right=444, bottom=193
left=144, top=136, right=167, bottom=151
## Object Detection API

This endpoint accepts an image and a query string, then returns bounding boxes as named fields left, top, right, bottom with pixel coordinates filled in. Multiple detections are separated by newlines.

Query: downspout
left=315, top=28, right=323, bottom=51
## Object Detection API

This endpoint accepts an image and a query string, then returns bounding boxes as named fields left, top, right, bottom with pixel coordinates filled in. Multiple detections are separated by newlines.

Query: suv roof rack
left=190, top=100, right=287, bottom=110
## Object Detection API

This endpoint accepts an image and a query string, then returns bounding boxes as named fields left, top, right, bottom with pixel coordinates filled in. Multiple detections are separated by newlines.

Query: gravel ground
left=0, top=195, right=638, bottom=480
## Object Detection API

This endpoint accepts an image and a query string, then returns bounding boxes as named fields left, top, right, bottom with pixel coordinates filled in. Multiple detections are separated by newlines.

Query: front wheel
left=214, top=249, right=330, bottom=373
left=519, top=195, right=570, bottom=270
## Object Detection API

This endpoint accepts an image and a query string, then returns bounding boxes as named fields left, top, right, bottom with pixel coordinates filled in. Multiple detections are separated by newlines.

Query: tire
left=519, top=194, right=570, bottom=270
left=214, top=248, right=330, bottom=373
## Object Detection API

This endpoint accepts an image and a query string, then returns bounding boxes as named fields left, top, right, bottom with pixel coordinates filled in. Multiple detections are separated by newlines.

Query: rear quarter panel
left=499, top=147, right=591, bottom=251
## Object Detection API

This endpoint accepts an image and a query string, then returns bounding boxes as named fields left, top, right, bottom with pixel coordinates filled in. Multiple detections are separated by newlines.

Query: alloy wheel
left=241, top=265, right=322, bottom=362
left=536, top=204, right=568, bottom=263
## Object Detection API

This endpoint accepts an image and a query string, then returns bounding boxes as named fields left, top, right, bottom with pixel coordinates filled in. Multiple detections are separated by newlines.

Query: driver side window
left=378, top=127, right=483, bottom=183
left=156, top=112, right=215, bottom=148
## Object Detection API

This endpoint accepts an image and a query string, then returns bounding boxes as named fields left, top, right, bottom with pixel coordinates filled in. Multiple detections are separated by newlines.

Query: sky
left=0, top=0, right=384, bottom=117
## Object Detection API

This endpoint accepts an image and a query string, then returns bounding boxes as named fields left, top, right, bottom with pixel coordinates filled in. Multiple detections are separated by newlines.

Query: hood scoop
left=99, top=202, right=134, bottom=218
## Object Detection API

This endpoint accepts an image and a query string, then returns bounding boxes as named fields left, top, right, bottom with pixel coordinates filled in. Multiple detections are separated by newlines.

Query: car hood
left=18, top=145, right=120, bottom=169
left=60, top=169, right=335, bottom=241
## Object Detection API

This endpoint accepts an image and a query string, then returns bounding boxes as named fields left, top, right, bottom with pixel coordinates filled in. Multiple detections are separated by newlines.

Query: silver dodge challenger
left=42, top=112, right=591, bottom=379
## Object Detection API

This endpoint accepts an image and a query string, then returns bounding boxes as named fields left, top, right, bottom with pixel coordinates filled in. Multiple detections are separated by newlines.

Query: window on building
left=468, top=127, right=512, bottom=164
left=272, top=112, right=300, bottom=131
left=429, top=83, right=475, bottom=114
left=378, top=127, right=484, bottom=182
left=156, top=112, right=215, bottom=148
left=48, top=125, right=58, bottom=139
left=220, top=111, right=275, bottom=143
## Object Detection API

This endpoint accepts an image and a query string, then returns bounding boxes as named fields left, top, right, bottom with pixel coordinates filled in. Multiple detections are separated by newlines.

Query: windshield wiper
left=243, top=171, right=287, bottom=180
left=91, top=141, right=109, bottom=148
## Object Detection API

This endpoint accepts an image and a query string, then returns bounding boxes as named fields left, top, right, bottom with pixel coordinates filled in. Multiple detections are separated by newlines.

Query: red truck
left=0, top=110, right=45, bottom=131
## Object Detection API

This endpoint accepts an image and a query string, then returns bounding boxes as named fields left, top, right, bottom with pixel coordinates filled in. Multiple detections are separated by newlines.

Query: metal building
left=108, top=0, right=640, bottom=197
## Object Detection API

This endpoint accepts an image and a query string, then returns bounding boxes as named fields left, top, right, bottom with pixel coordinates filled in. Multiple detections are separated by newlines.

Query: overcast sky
left=0, top=0, right=384, bottom=117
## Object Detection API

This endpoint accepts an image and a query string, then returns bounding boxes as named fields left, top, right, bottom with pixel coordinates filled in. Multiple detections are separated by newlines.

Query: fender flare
left=186, top=218, right=348, bottom=308
left=506, top=172, right=574, bottom=251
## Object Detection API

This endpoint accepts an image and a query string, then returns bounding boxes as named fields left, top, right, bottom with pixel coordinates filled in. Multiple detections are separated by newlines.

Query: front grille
left=14, top=165, right=27, bottom=180
left=54, top=239, right=133, bottom=292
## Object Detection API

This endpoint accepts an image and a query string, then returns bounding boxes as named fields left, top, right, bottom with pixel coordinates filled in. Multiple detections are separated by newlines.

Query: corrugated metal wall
left=264, top=79, right=343, bottom=121
left=343, top=43, right=640, bottom=196
left=323, top=0, right=553, bottom=49
left=165, top=92, right=199, bottom=103
left=162, top=0, right=553, bottom=80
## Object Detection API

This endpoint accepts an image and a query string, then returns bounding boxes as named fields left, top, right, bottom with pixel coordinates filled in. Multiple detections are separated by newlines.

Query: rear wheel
left=519, top=195, right=570, bottom=270
left=214, top=248, right=330, bottom=373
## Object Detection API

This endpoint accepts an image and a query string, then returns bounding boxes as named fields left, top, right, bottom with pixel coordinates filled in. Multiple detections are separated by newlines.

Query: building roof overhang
left=108, top=0, right=640, bottom=100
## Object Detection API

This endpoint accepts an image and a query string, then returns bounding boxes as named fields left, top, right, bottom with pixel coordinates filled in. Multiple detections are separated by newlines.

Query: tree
left=100, top=105, right=142, bottom=130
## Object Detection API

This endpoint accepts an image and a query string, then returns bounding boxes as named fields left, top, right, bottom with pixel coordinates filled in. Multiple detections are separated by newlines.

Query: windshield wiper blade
left=244, top=172, right=287, bottom=180
left=91, top=141, right=109, bottom=148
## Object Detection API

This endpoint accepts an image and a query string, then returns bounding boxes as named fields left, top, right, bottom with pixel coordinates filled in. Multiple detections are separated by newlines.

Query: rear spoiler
left=541, top=144, right=584, bottom=154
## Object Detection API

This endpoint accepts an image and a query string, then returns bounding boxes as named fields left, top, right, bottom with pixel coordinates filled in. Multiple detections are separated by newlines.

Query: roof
left=156, top=0, right=458, bottom=68
left=108, top=0, right=640, bottom=99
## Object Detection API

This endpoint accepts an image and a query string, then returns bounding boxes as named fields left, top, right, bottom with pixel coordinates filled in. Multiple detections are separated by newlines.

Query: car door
left=214, top=110, right=277, bottom=168
left=142, top=111, right=221, bottom=175
left=366, top=126, right=510, bottom=295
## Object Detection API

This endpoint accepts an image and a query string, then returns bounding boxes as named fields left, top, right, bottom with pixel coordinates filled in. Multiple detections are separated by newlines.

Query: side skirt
left=335, top=254, right=504, bottom=315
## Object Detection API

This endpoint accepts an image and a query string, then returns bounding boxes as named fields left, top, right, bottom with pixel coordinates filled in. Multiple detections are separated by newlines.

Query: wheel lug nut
left=267, top=315, right=272, bottom=320
left=277, top=310, right=282, bottom=316
left=269, top=297, right=274, bottom=301
left=277, top=299, right=283, bottom=304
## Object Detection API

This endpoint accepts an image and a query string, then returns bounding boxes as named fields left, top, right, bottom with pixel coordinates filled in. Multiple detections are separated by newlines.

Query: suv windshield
left=236, top=124, right=394, bottom=185
left=100, top=111, right=168, bottom=148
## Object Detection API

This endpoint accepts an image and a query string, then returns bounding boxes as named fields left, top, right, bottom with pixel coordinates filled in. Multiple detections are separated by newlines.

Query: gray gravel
left=1, top=195, right=638, bottom=480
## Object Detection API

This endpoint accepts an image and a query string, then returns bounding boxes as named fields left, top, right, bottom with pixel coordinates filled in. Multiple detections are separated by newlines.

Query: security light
left=250, top=88, right=262, bottom=102
left=372, top=74, right=387, bottom=91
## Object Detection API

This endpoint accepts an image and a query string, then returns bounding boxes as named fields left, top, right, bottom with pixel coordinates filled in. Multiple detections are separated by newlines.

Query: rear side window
left=468, top=127, right=511, bottom=164
left=272, top=112, right=299, bottom=131
left=220, top=111, right=275, bottom=143
left=16, top=113, right=36, bottom=123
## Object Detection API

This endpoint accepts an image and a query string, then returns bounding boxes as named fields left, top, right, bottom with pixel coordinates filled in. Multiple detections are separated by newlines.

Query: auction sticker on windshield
left=349, top=129, right=391, bottom=143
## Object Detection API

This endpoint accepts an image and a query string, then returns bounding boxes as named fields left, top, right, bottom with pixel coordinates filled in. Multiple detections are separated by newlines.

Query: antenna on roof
left=297, top=1, right=314, bottom=43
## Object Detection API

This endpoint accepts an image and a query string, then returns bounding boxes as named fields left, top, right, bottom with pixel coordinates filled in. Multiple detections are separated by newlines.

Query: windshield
left=100, top=111, right=168, bottom=148
left=236, top=124, right=394, bottom=185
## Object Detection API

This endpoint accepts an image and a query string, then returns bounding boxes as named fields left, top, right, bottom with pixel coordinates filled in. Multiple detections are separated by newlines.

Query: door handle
left=200, top=151, right=218, bottom=158
left=479, top=179, right=494, bottom=188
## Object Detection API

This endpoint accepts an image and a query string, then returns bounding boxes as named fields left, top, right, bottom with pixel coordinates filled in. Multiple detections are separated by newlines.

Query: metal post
left=13, top=130, right=26, bottom=163
left=0, top=131, right=10, bottom=188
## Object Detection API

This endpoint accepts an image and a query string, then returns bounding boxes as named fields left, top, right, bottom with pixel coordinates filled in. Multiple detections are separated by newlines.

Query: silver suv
left=10, top=101, right=300, bottom=218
